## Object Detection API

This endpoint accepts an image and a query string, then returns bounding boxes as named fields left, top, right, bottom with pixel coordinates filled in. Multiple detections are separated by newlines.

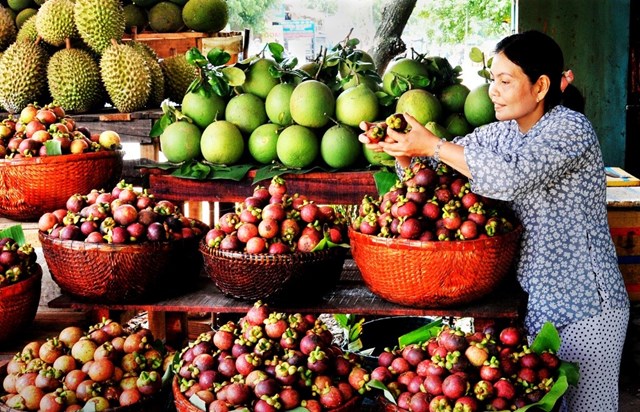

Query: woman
left=360, top=30, right=629, bottom=411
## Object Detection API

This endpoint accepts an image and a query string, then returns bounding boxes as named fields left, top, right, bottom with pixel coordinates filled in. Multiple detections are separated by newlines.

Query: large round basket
left=0, top=266, right=42, bottom=343
left=348, top=226, right=522, bottom=307
left=172, top=377, right=362, bottom=412
left=199, top=241, right=347, bottom=303
left=0, top=150, right=123, bottom=221
left=39, top=232, right=203, bottom=303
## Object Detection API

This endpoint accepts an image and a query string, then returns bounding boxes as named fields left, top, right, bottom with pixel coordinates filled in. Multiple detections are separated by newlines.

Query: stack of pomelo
left=158, top=47, right=496, bottom=171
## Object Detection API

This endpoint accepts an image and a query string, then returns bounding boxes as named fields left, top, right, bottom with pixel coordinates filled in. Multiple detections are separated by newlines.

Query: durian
left=36, top=0, right=78, bottom=47
left=74, top=0, right=125, bottom=55
left=0, top=6, right=17, bottom=51
left=16, top=14, right=38, bottom=43
left=48, top=47, right=103, bottom=113
left=0, top=41, right=49, bottom=113
left=160, top=53, right=197, bottom=104
left=100, top=42, right=151, bottom=113
left=127, top=41, right=164, bottom=107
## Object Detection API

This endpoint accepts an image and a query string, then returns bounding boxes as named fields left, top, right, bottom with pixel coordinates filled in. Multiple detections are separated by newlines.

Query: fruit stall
left=1, top=0, right=640, bottom=411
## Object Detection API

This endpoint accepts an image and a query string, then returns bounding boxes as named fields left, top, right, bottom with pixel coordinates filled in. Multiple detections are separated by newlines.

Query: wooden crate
left=122, top=30, right=243, bottom=61
left=608, top=208, right=640, bottom=301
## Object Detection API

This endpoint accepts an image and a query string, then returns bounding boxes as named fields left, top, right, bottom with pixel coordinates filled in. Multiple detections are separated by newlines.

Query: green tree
left=415, top=0, right=512, bottom=44
left=226, top=0, right=282, bottom=37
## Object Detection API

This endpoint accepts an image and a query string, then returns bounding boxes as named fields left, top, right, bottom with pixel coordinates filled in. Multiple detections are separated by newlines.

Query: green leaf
left=469, top=47, right=485, bottom=63
left=333, top=314, right=349, bottom=329
left=221, top=66, right=246, bottom=87
left=366, top=379, right=397, bottom=404
left=531, top=322, right=561, bottom=354
left=345, top=38, right=360, bottom=48
left=409, top=75, right=431, bottom=88
left=185, top=47, right=207, bottom=67
left=478, top=68, right=491, bottom=80
left=375, top=91, right=397, bottom=107
left=267, top=42, right=285, bottom=61
left=398, top=318, right=443, bottom=348
left=284, top=408, right=308, bottom=412
left=513, top=375, right=568, bottom=412
left=251, top=164, right=338, bottom=184
left=207, top=48, right=231, bottom=66
left=373, top=170, right=399, bottom=196
left=311, top=236, right=328, bottom=252
left=559, top=361, right=580, bottom=386
left=150, top=114, right=171, bottom=138
left=161, top=351, right=178, bottom=385
left=0, top=225, right=26, bottom=246
left=44, top=139, right=62, bottom=155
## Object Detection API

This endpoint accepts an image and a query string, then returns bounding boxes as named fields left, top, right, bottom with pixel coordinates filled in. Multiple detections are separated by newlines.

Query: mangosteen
left=146, top=222, right=166, bottom=242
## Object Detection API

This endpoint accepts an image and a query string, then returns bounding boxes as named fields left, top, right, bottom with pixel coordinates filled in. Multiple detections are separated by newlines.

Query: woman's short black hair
left=495, top=30, right=564, bottom=111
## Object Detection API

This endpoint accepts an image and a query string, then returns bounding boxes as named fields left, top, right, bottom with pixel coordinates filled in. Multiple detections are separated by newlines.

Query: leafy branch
left=469, top=46, right=493, bottom=82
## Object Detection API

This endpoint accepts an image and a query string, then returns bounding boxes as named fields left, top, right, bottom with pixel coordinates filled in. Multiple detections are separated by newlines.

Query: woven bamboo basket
left=39, top=232, right=203, bottom=303
left=0, top=150, right=123, bottom=221
left=0, top=266, right=41, bottom=343
left=199, top=241, right=347, bottom=302
left=348, top=226, right=522, bottom=307
left=172, top=377, right=362, bottom=412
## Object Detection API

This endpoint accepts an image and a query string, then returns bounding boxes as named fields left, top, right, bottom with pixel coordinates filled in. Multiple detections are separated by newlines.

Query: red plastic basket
left=0, top=150, right=123, bottom=221
left=348, top=226, right=522, bottom=307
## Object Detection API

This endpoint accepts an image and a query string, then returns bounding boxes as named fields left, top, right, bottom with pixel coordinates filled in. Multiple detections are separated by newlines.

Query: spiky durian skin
left=100, top=43, right=151, bottom=113
left=0, top=6, right=17, bottom=51
left=160, top=53, right=197, bottom=104
left=35, top=0, right=77, bottom=47
left=127, top=41, right=164, bottom=107
left=74, top=0, right=125, bottom=55
left=0, top=41, right=49, bottom=113
left=16, top=14, right=37, bottom=43
left=48, top=48, right=103, bottom=113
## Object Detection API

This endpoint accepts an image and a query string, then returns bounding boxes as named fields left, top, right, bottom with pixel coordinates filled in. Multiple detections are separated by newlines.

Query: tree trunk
left=369, top=0, right=418, bottom=75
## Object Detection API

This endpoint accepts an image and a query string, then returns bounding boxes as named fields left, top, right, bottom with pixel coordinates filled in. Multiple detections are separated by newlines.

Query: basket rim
left=348, top=224, right=522, bottom=251
left=39, top=231, right=196, bottom=252
left=0, top=150, right=124, bottom=167
left=0, top=265, right=42, bottom=295
left=198, top=238, right=347, bottom=261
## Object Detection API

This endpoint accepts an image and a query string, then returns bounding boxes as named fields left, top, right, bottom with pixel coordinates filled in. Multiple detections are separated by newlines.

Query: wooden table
left=49, top=260, right=525, bottom=347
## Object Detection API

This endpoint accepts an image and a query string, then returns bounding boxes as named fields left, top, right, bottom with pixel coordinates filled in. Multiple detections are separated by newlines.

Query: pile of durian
left=0, top=0, right=200, bottom=114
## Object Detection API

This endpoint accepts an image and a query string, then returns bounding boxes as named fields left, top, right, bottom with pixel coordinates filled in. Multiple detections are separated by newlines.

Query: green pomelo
left=382, top=58, right=429, bottom=97
left=225, top=93, right=267, bottom=135
left=200, top=120, right=244, bottom=165
left=248, top=123, right=280, bottom=164
left=182, top=0, right=228, bottom=33
left=363, top=144, right=393, bottom=166
left=243, top=58, right=279, bottom=99
left=335, top=83, right=379, bottom=127
left=15, top=7, right=36, bottom=28
left=160, top=121, right=202, bottom=163
left=425, top=121, right=452, bottom=141
left=396, top=89, right=442, bottom=125
left=464, top=83, right=496, bottom=127
left=265, top=83, right=294, bottom=126
left=439, top=83, right=470, bottom=114
left=341, top=73, right=379, bottom=92
left=298, top=62, right=320, bottom=77
left=276, top=125, right=319, bottom=168
left=444, top=113, right=473, bottom=137
left=148, top=2, right=184, bottom=33
left=7, top=0, right=33, bottom=12
left=123, top=4, right=148, bottom=32
left=289, top=80, right=335, bottom=128
left=320, top=124, right=361, bottom=169
left=182, top=90, right=226, bottom=129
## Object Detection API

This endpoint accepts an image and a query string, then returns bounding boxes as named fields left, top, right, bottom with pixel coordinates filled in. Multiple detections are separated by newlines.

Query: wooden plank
left=148, top=170, right=380, bottom=205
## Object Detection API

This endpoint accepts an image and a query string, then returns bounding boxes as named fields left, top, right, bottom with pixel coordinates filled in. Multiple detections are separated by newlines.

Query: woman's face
left=489, top=52, right=545, bottom=132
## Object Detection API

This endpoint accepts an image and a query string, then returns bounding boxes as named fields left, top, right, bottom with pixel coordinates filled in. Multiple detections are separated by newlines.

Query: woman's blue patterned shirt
left=407, top=105, right=629, bottom=333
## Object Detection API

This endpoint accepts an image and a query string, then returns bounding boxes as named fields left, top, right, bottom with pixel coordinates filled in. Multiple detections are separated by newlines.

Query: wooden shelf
left=147, top=169, right=380, bottom=205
